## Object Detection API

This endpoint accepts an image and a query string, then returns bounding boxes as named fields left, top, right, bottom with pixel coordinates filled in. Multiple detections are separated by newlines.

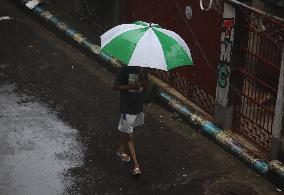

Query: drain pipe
left=18, top=0, right=284, bottom=187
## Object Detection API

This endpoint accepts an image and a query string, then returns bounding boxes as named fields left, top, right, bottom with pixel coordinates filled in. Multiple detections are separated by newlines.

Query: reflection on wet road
left=0, top=84, right=83, bottom=195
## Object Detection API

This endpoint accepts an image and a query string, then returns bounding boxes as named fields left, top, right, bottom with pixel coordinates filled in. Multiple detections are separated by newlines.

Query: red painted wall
left=127, top=0, right=222, bottom=96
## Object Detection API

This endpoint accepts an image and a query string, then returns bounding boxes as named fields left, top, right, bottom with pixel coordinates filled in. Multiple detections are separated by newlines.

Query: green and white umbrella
left=100, top=21, right=193, bottom=71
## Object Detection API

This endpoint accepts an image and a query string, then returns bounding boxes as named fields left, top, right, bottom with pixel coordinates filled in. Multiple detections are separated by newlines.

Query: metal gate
left=234, top=5, right=284, bottom=152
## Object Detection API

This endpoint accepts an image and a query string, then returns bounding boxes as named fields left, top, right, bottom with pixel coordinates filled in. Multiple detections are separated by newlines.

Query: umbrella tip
left=149, top=23, right=152, bottom=27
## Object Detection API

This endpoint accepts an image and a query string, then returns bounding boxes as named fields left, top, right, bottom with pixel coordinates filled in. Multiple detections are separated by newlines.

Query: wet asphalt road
left=0, top=1, right=282, bottom=194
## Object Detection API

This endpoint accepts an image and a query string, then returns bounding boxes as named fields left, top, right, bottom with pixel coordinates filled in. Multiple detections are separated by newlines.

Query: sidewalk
left=0, top=0, right=282, bottom=194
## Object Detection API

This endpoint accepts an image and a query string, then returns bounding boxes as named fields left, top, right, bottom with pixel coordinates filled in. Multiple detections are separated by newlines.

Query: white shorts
left=118, top=112, right=144, bottom=134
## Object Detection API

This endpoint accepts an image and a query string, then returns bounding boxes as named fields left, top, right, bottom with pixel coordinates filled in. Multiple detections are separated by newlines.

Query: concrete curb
left=18, top=0, right=284, bottom=188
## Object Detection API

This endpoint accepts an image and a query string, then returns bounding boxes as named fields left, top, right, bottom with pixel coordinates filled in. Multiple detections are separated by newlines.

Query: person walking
left=113, top=66, right=148, bottom=175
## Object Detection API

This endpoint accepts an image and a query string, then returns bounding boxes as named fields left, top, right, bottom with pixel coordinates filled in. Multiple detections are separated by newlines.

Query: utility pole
left=214, top=2, right=242, bottom=130
left=271, top=48, right=284, bottom=160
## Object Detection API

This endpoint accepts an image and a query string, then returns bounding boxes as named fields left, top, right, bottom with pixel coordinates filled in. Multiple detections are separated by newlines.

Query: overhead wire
left=82, top=0, right=92, bottom=16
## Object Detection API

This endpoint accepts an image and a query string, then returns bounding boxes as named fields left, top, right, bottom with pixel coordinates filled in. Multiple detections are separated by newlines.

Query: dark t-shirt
left=116, top=66, right=147, bottom=115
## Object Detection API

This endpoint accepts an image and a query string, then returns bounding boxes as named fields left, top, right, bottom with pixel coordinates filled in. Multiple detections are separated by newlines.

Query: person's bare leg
left=126, top=134, right=140, bottom=171
left=117, top=135, right=126, bottom=153
left=116, top=133, right=130, bottom=161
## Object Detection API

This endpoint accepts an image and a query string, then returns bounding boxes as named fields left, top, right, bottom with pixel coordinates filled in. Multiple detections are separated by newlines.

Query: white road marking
left=25, top=0, right=40, bottom=9
left=0, top=16, right=12, bottom=21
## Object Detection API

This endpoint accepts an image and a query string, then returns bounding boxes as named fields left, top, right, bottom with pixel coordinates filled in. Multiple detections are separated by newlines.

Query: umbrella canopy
left=100, top=21, right=193, bottom=71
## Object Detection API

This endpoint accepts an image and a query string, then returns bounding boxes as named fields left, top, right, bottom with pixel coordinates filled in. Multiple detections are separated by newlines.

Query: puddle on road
left=0, top=84, right=84, bottom=195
